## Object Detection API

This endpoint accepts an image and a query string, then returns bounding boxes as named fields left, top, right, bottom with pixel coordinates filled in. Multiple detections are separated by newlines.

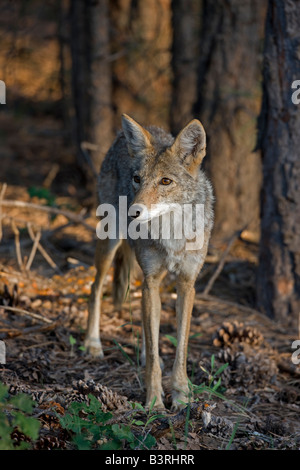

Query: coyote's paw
left=145, top=398, right=165, bottom=411
left=84, top=337, right=104, bottom=358
left=145, top=390, right=165, bottom=411
left=171, top=388, right=191, bottom=412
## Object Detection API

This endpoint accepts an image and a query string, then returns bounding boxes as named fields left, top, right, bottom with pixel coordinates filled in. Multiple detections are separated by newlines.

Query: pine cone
left=216, top=345, right=278, bottom=391
left=34, top=434, right=66, bottom=450
left=0, top=284, right=18, bottom=307
left=10, top=427, right=32, bottom=447
left=213, top=321, right=264, bottom=348
left=203, top=415, right=234, bottom=438
left=74, top=379, right=130, bottom=412
left=235, top=436, right=268, bottom=450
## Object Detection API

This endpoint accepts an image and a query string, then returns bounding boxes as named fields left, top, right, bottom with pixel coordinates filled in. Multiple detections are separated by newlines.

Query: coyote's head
left=122, top=114, right=207, bottom=223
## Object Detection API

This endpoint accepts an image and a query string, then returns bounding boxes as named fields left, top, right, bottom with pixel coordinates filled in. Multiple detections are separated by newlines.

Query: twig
left=1, top=320, right=60, bottom=339
left=10, top=220, right=24, bottom=270
left=42, top=163, right=60, bottom=189
left=203, top=227, right=245, bottom=296
left=0, top=305, right=53, bottom=324
left=0, top=183, right=7, bottom=242
left=27, top=223, right=58, bottom=271
left=277, top=359, right=300, bottom=378
left=0, top=199, right=95, bottom=232
left=25, top=224, right=41, bottom=271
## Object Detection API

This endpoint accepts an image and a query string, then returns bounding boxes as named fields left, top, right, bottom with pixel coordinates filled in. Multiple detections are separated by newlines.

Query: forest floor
left=0, top=110, right=300, bottom=451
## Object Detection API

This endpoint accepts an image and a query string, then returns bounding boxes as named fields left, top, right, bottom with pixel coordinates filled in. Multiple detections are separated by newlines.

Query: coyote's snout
left=85, top=114, right=214, bottom=410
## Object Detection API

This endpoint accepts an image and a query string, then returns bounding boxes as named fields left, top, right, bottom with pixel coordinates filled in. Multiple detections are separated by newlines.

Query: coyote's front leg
left=85, top=238, right=121, bottom=357
left=171, top=277, right=195, bottom=411
left=142, top=273, right=165, bottom=409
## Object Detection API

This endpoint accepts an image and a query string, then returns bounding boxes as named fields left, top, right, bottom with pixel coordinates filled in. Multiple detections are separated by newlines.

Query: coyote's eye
left=133, top=175, right=140, bottom=184
left=160, top=177, right=172, bottom=185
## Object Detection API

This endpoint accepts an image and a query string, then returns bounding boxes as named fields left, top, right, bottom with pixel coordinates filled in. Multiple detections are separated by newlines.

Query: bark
left=70, top=0, right=89, bottom=167
left=70, top=0, right=114, bottom=179
left=256, top=0, right=300, bottom=326
left=87, top=0, right=114, bottom=172
left=195, top=0, right=267, bottom=239
left=170, top=0, right=201, bottom=135
left=110, top=0, right=172, bottom=129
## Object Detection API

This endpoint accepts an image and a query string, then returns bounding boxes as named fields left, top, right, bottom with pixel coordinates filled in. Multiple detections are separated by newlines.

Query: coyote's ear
left=172, top=119, right=206, bottom=176
left=122, top=114, right=153, bottom=156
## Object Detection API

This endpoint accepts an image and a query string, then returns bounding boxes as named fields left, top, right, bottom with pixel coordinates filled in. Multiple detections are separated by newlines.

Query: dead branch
left=10, top=220, right=24, bottom=271
left=0, top=305, right=53, bottom=324
left=27, top=223, right=58, bottom=271
left=42, top=163, right=60, bottom=189
left=1, top=320, right=60, bottom=339
left=0, top=199, right=95, bottom=232
left=25, top=225, right=41, bottom=271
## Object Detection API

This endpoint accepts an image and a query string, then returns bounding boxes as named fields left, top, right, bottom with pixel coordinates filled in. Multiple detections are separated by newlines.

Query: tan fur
left=84, top=115, right=214, bottom=410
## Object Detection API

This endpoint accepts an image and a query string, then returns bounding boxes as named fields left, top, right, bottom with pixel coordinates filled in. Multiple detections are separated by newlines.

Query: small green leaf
left=10, top=393, right=34, bottom=413
left=165, top=335, right=177, bottom=347
left=69, top=335, right=76, bottom=346
left=132, top=420, right=144, bottom=426
left=112, top=340, right=134, bottom=366
left=214, top=363, right=229, bottom=377
left=141, top=433, right=156, bottom=449
left=210, top=354, right=215, bottom=372
left=149, top=396, right=157, bottom=412
left=99, top=440, right=122, bottom=450
left=131, top=402, right=145, bottom=411
left=12, top=412, right=40, bottom=440
left=146, top=414, right=164, bottom=425
left=0, top=383, right=8, bottom=402
left=73, top=434, right=92, bottom=450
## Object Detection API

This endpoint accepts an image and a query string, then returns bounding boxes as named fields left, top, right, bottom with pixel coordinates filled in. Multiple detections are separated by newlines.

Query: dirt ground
left=0, top=110, right=300, bottom=451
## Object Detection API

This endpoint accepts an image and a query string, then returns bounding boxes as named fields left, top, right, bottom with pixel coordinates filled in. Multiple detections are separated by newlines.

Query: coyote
left=85, top=115, right=214, bottom=410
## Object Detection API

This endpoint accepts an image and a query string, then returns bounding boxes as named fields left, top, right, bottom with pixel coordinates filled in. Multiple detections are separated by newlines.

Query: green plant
left=58, top=394, right=158, bottom=450
left=0, top=382, right=40, bottom=450
left=27, top=186, right=56, bottom=207
left=164, top=332, right=202, bottom=349
left=198, top=354, right=229, bottom=396
left=69, top=334, right=85, bottom=357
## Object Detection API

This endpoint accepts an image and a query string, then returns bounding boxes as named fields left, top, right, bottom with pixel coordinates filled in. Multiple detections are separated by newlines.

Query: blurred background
left=0, top=0, right=266, bottom=234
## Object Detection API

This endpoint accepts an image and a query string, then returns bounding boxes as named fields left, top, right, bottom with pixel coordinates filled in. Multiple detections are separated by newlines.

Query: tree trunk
left=110, top=0, right=172, bottom=129
left=195, top=0, right=267, bottom=240
left=70, top=0, right=114, bottom=180
left=87, top=0, right=114, bottom=173
left=70, top=0, right=89, bottom=168
left=256, top=0, right=300, bottom=326
left=170, top=0, right=201, bottom=135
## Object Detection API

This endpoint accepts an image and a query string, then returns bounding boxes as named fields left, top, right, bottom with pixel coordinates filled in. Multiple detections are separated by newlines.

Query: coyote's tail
left=113, top=241, right=135, bottom=309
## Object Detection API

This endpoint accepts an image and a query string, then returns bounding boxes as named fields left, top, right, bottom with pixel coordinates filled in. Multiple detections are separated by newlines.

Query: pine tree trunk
left=70, top=0, right=113, bottom=179
left=256, top=0, right=300, bottom=326
left=87, top=0, right=114, bottom=173
left=70, top=0, right=89, bottom=167
left=170, top=0, right=201, bottom=135
left=195, top=0, right=267, bottom=239
left=110, top=0, right=172, bottom=129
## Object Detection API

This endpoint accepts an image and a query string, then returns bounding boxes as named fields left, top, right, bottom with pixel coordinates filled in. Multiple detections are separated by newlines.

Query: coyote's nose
left=129, top=203, right=144, bottom=219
